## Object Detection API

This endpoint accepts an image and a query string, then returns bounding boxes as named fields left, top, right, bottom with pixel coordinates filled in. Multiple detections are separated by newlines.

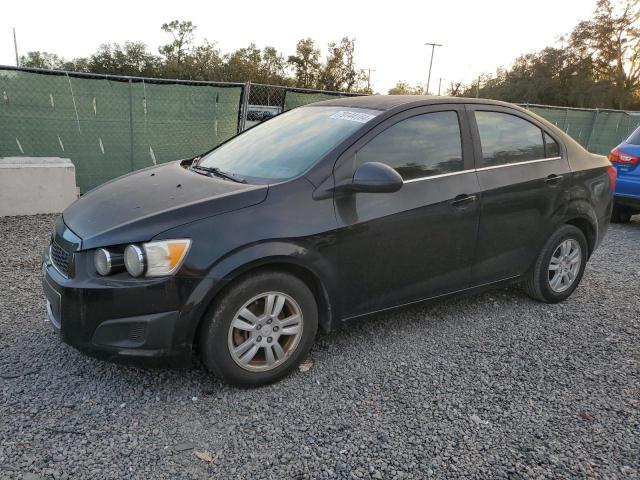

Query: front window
left=355, top=111, right=463, bottom=180
left=198, top=106, right=380, bottom=183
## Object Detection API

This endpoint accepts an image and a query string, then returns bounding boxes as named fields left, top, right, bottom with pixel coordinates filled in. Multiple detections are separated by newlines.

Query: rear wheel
left=199, top=270, right=318, bottom=387
left=522, top=225, right=588, bottom=303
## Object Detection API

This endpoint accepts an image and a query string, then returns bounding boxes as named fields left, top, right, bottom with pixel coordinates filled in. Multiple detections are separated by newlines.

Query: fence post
left=128, top=79, right=135, bottom=172
left=585, top=109, right=598, bottom=152
left=239, top=81, right=251, bottom=132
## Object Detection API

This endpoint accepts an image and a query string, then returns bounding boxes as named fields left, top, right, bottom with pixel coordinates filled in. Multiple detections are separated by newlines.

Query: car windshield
left=627, top=125, right=640, bottom=145
left=197, top=106, right=379, bottom=183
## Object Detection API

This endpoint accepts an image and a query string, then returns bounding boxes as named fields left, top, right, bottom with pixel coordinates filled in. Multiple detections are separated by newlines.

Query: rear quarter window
left=627, top=125, right=640, bottom=145
left=544, top=132, right=560, bottom=157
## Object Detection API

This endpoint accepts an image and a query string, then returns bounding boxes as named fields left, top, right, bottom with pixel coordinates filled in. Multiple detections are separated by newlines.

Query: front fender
left=180, top=239, right=340, bottom=345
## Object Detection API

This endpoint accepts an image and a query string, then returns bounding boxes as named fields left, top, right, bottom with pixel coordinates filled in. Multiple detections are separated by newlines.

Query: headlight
left=94, top=248, right=124, bottom=276
left=124, top=244, right=146, bottom=277
left=124, top=239, right=191, bottom=277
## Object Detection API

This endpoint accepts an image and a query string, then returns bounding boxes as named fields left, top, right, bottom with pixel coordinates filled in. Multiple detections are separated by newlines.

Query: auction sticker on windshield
left=329, top=111, right=376, bottom=123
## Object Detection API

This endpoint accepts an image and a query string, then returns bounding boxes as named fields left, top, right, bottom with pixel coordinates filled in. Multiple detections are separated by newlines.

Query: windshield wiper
left=191, top=165, right=247, bottom=183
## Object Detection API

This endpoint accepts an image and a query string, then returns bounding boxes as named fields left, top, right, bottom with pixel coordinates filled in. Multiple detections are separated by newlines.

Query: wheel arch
left=564, top=215, right=597, bottom=258
left=555, top=197, right=599, bottom=258
left=188, top=247, right=337, bottom=353
left=223, top=259, right=335, bottom=334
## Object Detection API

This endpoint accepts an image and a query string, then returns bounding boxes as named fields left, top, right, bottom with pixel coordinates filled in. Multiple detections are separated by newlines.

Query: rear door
left=467, top=105, right=570, bottom=285
left=330, top=105, right=481, bottom=318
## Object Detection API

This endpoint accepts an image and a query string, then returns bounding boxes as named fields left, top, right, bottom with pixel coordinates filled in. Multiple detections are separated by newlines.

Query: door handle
left=450, top=194, right=477, bottom=207
left=545, top=174, right=563, bottom=185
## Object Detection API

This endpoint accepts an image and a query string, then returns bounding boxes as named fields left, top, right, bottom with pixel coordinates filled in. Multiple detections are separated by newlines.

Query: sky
left=1, top=0, right=598, bottom=94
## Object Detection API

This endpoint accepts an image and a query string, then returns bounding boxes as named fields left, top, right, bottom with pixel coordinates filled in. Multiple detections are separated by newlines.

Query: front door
left=330, top=105, right=481, bottom=319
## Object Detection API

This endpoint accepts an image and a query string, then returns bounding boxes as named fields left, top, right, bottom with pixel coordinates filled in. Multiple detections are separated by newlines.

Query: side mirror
left=335, top=162, right=403, bottom=194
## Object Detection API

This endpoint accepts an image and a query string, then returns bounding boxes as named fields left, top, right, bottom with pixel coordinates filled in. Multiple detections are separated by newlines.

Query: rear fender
left=551, top=198, right=599, bottom=256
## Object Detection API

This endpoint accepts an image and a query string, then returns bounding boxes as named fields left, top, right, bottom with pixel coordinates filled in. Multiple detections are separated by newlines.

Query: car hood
left=63, top=161, right=268, bottom=250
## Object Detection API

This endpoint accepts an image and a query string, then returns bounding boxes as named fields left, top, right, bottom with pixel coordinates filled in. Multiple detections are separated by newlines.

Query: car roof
left=313, top=95, right=520, bottom=111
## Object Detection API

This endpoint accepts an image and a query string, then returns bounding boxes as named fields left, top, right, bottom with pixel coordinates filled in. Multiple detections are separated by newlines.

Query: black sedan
left=43, top=96, right=615, bottom=386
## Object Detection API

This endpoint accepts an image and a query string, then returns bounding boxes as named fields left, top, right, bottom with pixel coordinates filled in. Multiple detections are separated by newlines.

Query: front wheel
left=522, top=225, right=588, bottom=303
left=199, top=270, right=318, bottom=387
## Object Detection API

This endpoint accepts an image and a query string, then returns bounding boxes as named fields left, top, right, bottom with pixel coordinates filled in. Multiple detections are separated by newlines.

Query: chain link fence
left=0, top=66, right=361, bottom=193
left=237, top=82, right=364, bottom=132
left=521, top=104, right=640, bottom=156
left=3, top=65, right=637, bottom=194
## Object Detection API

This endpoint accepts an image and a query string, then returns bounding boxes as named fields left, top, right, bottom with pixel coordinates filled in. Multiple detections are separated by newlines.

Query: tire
left=522, top=225, right=588, bottom=303
left=611, top=206, right=632, bottom=223
left=199, top=269, right=318, bottom=387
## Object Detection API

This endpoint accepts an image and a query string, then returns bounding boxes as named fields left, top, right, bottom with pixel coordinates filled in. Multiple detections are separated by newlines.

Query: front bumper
left=42, top=244, right=200, bottom=367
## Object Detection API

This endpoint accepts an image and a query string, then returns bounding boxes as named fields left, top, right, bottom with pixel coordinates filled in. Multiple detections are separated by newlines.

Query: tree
left=16, top=21, right=373, bottom=94
left=88, top=42, right=160, bottom=77
left=187, top=41, right=223, bottom=81
left=222, top=44, right=263, bottom=82
left=451, top=0, right=640, bottom=109
left=569, top=0, right=640, bottom=109
left=20, top=51, right=64, bottom=69
left=159, top=20, right=196, bottom=78
left=388, top=81, right=426, bottom=95
left=287, top=38, right=321, bottom=88
left=260, top=46, right=288, bottom=85
left=318, top=37, right=361, bottom=92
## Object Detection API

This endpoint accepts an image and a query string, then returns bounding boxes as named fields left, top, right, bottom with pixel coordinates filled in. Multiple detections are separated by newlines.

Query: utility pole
left=438, top=78, right=442, bottom=96
left=424, top=42, right=442, bottom=95
left=13, top=27, right=20, bottom=67
left=361, top=68, right=376, bottom=92
left=476, top=75, right=481, bottom=98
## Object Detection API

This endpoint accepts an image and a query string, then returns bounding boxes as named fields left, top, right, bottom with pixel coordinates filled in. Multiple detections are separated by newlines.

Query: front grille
left=50, top=242, right=72, bottom=277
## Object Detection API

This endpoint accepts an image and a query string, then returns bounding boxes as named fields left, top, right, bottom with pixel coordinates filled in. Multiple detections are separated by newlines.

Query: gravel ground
left=0, top=214, right=638, bottom=480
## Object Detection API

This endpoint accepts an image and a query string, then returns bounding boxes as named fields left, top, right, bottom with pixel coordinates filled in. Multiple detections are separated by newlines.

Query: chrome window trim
left=401, top=156, right=562, bottom=183
left=475, top=156, right=562, bottom=172
left=403, top=169, right=474, bottom=183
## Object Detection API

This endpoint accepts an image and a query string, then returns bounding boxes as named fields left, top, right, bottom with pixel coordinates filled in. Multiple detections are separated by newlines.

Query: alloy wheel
left=227, top=292, right=304, bottom=372
left=548, top=239, right=582, bottom=293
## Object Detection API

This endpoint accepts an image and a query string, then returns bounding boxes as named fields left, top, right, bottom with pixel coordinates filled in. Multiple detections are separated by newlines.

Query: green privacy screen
left=283, top=90, right=355, bottom=111
left=522, top=104, right=640, bottom=155
left=0, top=68, right=241, bottom=192
left=3, top=66, right=637, bottom=193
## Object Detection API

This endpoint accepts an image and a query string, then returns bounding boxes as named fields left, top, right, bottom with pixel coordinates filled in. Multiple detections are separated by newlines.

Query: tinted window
left=355, top=111, right=463, bottom=180
left=544, top=132, right=560, bottom=157
left=199, top=106, right=379, bottom=183
left=627, top=125, right=640, bottom=145
left=475, top=111, right=545, bottom=167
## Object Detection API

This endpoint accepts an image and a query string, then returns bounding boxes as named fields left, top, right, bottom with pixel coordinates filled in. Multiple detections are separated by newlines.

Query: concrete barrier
left=0, top=157, right=78, bottom=216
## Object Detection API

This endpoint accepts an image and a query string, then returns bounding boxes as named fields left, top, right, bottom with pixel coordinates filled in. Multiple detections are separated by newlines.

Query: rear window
left=474, top=111, right=546, bottom=167
left=627, top=125, right=640, bottom=145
